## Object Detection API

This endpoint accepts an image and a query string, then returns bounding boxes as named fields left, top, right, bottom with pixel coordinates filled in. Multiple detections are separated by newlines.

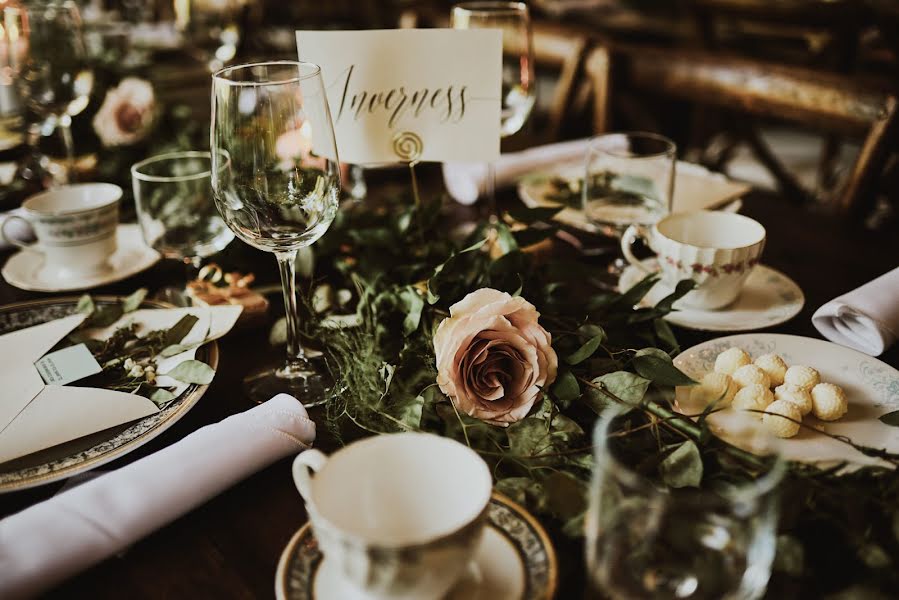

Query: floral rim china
left=0, top=296, right=216, bottom=492
left=674, top=333, right=899, bottom=467
left=275, top=492, right=558, bottom=600
left=619, top=260, right=805, bottom=332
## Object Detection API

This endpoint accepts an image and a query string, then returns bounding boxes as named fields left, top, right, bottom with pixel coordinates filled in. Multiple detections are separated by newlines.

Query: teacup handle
left=620, top=224, right=654, bottom=274
left=0, top=215, right=37, bottom=252
left=292, top=449, right=328, bottom=506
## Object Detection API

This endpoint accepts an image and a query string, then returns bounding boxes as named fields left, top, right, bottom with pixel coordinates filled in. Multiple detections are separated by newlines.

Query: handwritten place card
left=297, top=29, right=502, bottom=164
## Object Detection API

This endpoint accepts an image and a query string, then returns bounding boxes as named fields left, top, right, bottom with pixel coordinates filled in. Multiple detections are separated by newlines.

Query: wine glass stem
left=276, top=250, right=309, bottom=372
left=58, top=114, right=75, bottom=183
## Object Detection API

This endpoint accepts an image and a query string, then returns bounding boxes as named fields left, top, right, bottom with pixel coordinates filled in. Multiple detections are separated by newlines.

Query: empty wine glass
left=131, top=150, right=235, bottom=302
left=4, top=0, right=93, bottom=184
left=451, top=1, right=535, bottom=213
left=586, top=407, right=785, bottom=600
left=211, top=61, right=340, bottom=406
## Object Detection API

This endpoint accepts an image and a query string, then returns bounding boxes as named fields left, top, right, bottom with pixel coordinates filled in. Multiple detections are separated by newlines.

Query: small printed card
left=34, top=343, right=102, bottom=386
left=297, top=29, right=502, bottom=164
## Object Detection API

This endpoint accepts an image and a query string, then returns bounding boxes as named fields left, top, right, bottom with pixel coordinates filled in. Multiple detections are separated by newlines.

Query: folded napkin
left=0, top=393, right=315, bottom=599
left=444, top=138, right=590, bottom=205
left=0, top=208, right=32, bottom=251
left=812, top=267, right=899, bottom=356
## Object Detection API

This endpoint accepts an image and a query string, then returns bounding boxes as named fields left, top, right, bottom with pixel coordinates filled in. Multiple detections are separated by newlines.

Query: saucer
left=275, top=492, right=558, bottom=600
left=619, top=259, right=804, bottom=332
left=2, top=224, right=160, bottom=292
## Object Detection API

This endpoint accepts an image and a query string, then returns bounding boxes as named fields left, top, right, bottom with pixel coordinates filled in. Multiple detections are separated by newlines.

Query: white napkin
left=812, top=267, right=899, bottom=356
left=0, top=393, right=316, bottom=599
left=443, top=138, right=590, bottom=205
left=0, top=208, right=32, bottom=251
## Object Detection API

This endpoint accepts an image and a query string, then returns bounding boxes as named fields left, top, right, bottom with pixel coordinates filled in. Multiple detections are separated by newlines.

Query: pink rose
left=434, top=288, right=558, bottom=426
left=92, top=77, right=156, bottom=147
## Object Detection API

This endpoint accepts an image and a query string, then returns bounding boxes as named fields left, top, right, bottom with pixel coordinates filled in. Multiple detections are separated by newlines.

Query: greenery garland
left=299, top=191, right=899, bottom=596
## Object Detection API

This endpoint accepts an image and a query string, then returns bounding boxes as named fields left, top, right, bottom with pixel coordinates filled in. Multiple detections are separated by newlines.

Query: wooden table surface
left=1, top=181, right=898, bottom=599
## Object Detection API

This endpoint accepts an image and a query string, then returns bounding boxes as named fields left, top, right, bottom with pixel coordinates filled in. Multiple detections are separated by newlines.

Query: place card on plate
left=0, top=306, right=242, bottom=464
left=297, top=29, right=502, bottom=164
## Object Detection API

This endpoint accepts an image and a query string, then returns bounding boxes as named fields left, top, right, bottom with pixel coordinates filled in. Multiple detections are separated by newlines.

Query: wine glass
left=131, top=150, right=235, bottom=303
left=175, top=0, right=246, bottom=72
left=4, top=0, right=93, bottom=184
left=451, top=1, right=535, bottom=213
left=586, top=407, right=785, bottom=600
left=583, top=132, right=675, bottom=283
left=211, top=61, right=340, bottom=406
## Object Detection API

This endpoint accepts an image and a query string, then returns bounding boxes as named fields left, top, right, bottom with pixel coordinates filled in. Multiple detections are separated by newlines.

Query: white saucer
left=2, top=224, right=160, bottom=292
left=619, top=259, right=804, bottom=332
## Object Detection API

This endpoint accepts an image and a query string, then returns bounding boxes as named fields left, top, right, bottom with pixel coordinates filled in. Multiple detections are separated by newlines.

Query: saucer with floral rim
left=619, top=258, right=804, bottom=332
left=2, top=223, right=160, bottom=292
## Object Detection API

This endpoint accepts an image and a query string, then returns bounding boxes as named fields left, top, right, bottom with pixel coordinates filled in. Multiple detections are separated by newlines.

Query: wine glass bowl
left=211, top=60, right=340, bottom=405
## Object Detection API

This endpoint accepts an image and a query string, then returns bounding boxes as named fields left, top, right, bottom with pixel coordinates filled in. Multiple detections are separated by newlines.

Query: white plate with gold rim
left=2, top=223, right=160, bottom=292
left=674, top=334, right=899, bottom=467
left=275, top=492, right=557, bottom=600
left=619, top=259, right=804, bottom=332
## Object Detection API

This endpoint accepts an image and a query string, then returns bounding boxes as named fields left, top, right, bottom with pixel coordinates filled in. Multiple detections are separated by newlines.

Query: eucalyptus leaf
left=565, top=334, right=604, bottom=365
left=398, top=287, right=424, bottom=336
left=496, top=477, right=546, bottom=512
left=592, top=371, right=651, bottom=405
left=395, top=395, right=424, bottom=430
left=76, top=294, right=95, bottom=315
left=164, top=359, right=215, bottom=385
left=163, top=315, right=200, bottom=346
left=659, top=441, right=703, bottom=488
left=878, top=410, right=899, bottom=427
left=654, top=318, right=679, bottom=351
left=508, top=417, right=551, bottom=458
left=551, top=370, right=580, bottom=407
left=633, top=355, right=696, bottom=386
left=613, top=273, right=659, bottom=309
left=654, top=279, right=696, bottom=312
left=149, top=388, right=177, bottom=406
left=544, top=471, right=587, bottom=519
left=85, top=304, right=124, bottom=328
left=634, top=347, right=671, bottom=362
left=122, top=288, right=148, bottom=313
left=494, top=223, right=518, bottom=255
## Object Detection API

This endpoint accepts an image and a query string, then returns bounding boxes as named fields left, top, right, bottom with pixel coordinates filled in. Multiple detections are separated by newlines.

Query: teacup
left=621, top=210, right=766, bottom=309
left=1, top=183, right=121, bottom=279
left=292, top=433, right=493, bottom=600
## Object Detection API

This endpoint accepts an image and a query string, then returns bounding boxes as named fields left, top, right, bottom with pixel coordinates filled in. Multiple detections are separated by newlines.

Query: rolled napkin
left=0, top=208, right=33, bottom=251
left=812, top=267, right=899, bottom=356
left=0, top=393, right=315, bottom=599
left=443, top=138, right=590, bottom=205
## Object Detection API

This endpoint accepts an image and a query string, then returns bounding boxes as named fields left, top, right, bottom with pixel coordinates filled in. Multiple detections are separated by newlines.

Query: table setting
left=1, top=2, right=899, bottom=599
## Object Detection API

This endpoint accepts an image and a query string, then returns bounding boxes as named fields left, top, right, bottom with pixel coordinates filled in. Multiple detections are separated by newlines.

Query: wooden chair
left=583, top=43, right=899, bottom=218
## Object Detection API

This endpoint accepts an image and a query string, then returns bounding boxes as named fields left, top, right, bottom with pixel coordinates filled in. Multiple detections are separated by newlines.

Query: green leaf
left=159, top=343, right=201, bottom=358
left=654, top=318, right=679, bottom=351
left=549, top=413, right=584, bottom=444
left=634, top=347, right=671, bottom=362
left=494, top=223, right=518, bottom=255
left=508, top=417, right=551, bottom=457
left=878, top=410, right=899, bottom=427
left=164, top=359, right=215, bottom=385
left=654, top=279, right=696, bottom=312
left=163, top=315, right=200, bottom=346
left=505, top=205, right=563, bottom=224
left=659, top=441, right=703, bottom=488
left=149, top=388, right=177, bottom=406
left=122, top=288, right=148, bottom=313
left=592, top=371, right=651, bottom=405
left=513, top=227, right=557, bottom=248
left=496, top=477, right=546, bottom=512
left=565, top=334, right=605, bottom=365
left=551, top=370, right=580, bottom=407
left=396, top=395, right=424, bottom=430
left=398, top=287, right=425, bottom=336
left=632, top=355, right=696, bottom=386
left=773, top=535, right=805, bottom=576
left=613, top=273, right=659, bottom=309
left=75, top=294, right=95, bottom=315
left=426, top=239, right=485, bottom=304
left=544, top=471, right=588, bottom=519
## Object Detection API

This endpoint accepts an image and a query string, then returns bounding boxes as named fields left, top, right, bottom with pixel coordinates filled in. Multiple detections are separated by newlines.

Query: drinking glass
left=175, top=0, right=246, bottom=72
left=451, top=2, right=535, bottom=213
left=586, top=407, right=785, bottom=600
left=4, top=0, right=93, bottom=184
left=131, top=150, right=235, bottom=298
left=211, top=61, right=340, bottom=406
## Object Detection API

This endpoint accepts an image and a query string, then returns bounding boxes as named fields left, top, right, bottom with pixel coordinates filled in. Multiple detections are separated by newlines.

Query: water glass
left=586, top=407, right=785, bottom=600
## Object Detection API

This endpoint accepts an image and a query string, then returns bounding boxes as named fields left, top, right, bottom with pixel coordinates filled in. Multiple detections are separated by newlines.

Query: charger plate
left=0, top=296, right=217, bottom=492
left=275, top=492, right=558, bottom=600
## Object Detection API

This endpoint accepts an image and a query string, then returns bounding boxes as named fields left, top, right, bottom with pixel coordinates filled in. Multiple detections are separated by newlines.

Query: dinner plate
left=1, top=224, right=161, bottom=293
left=517, top=160, right=748, bottom=232
left=619, top=259, right=804, bottom=331
left=0, top=296, right=216, bottom=492
left=275, top=492, right=558, bottom=600
left=674, top=334, right=899, bottom=467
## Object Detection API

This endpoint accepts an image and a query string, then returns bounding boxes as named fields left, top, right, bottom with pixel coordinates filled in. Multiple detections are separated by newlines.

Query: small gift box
left=186, top=265, right=269, bottom=326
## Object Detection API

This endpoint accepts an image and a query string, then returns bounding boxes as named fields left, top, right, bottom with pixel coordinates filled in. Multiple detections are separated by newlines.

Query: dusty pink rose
left=434, top=288, right=558, bottom=426
left=92, top=77, right=156, bottom=147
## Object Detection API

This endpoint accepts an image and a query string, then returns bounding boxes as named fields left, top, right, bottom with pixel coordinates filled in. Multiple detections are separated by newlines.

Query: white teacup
left=621, top=210, right=766, bottom=309
left=1, top=183, right=121, bottom=279
left=292, top=433, right=493, bottom=600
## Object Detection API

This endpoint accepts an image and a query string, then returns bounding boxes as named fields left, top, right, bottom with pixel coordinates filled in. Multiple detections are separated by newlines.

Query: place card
left=297, top=29, right=502, bottom=164
left=35, top=344, right=102, bottom=386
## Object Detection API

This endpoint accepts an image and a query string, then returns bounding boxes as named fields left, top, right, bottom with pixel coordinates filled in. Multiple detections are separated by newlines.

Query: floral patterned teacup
left=621, top=210, right=766, bottom=309
left=1, top=184, right=121, bottom=280
left=292, top=433, right=492, bottom=600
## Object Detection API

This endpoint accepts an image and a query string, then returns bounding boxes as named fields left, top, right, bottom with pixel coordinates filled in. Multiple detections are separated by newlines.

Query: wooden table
left=1, top=181, right=898, bottom=599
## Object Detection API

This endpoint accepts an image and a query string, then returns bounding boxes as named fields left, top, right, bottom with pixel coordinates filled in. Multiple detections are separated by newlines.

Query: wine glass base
left=243, top=362, right=331, bottom=407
